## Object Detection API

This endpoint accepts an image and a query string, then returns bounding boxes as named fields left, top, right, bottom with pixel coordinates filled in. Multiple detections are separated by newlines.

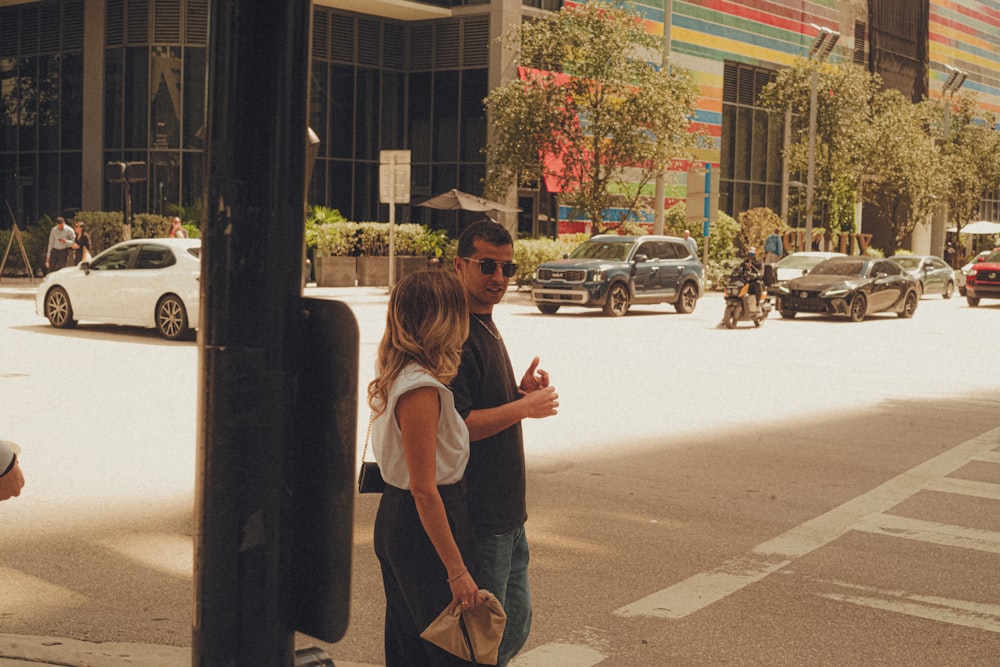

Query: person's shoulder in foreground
left=0, top=439, right=25, bottom=501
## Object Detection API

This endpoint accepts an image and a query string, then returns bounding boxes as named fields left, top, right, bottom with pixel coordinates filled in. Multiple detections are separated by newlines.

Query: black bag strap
left=458, top=614, right=478, bottom=666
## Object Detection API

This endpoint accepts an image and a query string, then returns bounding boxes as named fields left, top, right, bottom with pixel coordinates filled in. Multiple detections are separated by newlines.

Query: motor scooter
left=722, top=276, right=772, bottom=328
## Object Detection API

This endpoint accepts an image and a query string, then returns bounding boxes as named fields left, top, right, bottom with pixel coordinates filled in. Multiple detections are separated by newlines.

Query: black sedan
left=774, top=256, right=920, bottom=322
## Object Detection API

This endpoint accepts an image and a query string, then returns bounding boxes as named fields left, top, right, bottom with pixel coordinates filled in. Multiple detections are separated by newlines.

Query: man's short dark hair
left=457, top=219, right=512, bottom=257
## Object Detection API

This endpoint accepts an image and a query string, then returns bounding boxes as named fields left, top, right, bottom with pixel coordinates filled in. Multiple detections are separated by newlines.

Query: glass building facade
left=0, top=0, right=492, bottom=240
left=4, top=0, right=1000, bottom=249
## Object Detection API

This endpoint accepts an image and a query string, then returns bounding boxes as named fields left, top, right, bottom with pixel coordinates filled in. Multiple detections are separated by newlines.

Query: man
left=451, top=220, right=559, bottom=666
left=0, top=440, right=25, bottom=502
left=682, top=229, right=698, bottom=258
left=717, top=246, right=764, bottom=328
left=46, top=217, right=76, bottom=272
left=764, top=230, right=784, bottom=264
left=736, top=246, right=764, bottom=308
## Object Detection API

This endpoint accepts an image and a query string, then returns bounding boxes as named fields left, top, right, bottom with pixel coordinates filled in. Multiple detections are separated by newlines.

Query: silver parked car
left=889, top=255, right=956, bottom=298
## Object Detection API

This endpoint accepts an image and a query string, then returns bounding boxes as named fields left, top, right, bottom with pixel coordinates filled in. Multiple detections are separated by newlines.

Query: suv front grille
left=537, top=268, right=586, bottom=282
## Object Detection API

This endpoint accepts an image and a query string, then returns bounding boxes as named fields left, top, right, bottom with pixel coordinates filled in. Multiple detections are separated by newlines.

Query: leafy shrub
left=308, top=221, right=447, bottom=257
left=663, top=202, right=741, bottom=289
left=736, top=207, right=787, bottom=254
left=513, top=236, right=580, bottom=286
left=308, top=221, right=359, bottom=256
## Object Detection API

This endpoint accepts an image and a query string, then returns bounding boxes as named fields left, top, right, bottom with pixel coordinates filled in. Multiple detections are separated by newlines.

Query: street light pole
left=804, top=25, right=839, bottom=252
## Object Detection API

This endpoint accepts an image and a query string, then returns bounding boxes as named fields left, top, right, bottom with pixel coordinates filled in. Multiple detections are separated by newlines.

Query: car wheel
left=779, top=310, right=796, bottom=319
left=898, top=290, right=918, bottom=318
left=848, top=294, right=867, bottom=322
left=602, top=283, right=630, bottom=317
left=156, top=295, right=191, bottom=340
left=44, top=287, right=78, bottom=329
left=943, top=281, right=955, bottom=299
left=723, top=304, right=739, bottom=329
left=967, top=295, right=980, bottom=307
left=536, top=304, right=560, bottom=315
left=674, top=282, right=698, bottom=314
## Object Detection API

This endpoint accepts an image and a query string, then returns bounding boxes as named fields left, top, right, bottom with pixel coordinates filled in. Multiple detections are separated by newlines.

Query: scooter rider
left=734, top=246, right=764, bottom=309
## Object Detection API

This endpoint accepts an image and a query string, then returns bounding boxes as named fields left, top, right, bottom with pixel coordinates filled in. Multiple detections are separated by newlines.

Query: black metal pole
left=193, top=1, right=312, bottom=665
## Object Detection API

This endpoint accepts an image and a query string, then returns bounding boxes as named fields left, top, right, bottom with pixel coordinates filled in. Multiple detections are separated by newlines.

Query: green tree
left=860, top=89, right=941, bottom=255
left=484, top=1, right=699, bottom=231
left=933, top=94, right=1000, bottom=238
left=759, top=59, right=882, bottom=233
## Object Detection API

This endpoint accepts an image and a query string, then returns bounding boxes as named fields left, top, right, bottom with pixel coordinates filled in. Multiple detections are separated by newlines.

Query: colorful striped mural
left=558, top=1, right=1000, bottom=232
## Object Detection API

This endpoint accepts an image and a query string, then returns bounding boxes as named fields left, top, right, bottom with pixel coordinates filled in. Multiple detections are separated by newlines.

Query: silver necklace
left=472, top=314, right=501, bottom=340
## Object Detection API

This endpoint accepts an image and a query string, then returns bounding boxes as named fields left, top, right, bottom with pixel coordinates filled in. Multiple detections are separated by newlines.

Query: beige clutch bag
left=420, top=589, right=507, bottom=665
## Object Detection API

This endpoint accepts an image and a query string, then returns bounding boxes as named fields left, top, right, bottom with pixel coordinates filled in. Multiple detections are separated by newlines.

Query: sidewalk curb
left=0, top=634, right=187, bottom=667
left=0, top=635, right=377, bottom=667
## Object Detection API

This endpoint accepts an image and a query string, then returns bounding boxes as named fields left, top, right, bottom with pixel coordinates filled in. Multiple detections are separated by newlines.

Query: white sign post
left=379, top=150, right=411, bottom=289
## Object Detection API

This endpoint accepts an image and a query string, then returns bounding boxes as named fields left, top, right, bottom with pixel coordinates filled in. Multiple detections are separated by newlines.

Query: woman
left=369, top=270, right=484, bottom=666
left=168, top=217, right=188, bottom=238
left=71, top=221, right=92, bottom=263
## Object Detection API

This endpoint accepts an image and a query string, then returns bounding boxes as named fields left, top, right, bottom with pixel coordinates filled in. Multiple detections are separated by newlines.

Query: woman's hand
left=448, top=571, right=484, bottom=613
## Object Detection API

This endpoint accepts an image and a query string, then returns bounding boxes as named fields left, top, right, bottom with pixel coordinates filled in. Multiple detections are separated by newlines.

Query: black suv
left=531, top=235, right=704, bottom=316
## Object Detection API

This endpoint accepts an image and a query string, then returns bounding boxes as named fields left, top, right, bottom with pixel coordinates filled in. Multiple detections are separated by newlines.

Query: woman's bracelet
left=447, top=567, right=468, bottom=583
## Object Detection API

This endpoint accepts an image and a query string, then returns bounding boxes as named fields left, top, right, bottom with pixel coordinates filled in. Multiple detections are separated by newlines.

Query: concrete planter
left=357, top=256, right=430, bottom=287
left=314, top=256, right=357, bottom=286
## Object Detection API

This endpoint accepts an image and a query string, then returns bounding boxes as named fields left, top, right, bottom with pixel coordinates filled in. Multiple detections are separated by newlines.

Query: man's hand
left=519, top=356, right=550, bottom=392
left=518, top=385, right=558, bottom=419
left=0, top=461, right=25, bottom=501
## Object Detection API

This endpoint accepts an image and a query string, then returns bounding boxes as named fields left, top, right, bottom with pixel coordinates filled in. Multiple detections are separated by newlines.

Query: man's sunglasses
left=461, top=256, right=519, bottom=278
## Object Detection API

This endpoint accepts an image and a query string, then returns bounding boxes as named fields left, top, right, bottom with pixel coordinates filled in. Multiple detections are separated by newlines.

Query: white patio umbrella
left=416, top=189, right=521, bottom=213
left=948, top=220, right=1000, bottom=234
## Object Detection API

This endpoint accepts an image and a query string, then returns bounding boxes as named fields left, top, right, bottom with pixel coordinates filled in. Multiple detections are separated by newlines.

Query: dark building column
left=82, top=0, right=105, bottom=211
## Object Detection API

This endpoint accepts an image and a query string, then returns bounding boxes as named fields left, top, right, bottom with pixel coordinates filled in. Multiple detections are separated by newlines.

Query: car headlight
left=822, top=287, right=850, bottom=297
left=591, top=269, right=605, bottom=281
left=776, top=284, right=790, bottom=294
left=969, top=268, right=979, bottom=277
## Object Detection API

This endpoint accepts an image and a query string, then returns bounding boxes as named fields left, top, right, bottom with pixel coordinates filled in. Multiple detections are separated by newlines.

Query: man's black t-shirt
left=451, top=313, right=527, bottom=535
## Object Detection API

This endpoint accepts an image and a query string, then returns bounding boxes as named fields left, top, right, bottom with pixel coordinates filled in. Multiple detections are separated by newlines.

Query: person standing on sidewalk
left=764, top=230, right=784, bottom=264
left=683, top=229, right=699, bottom=258
left=46, top=217, right=76, bottom=272
left=370, top=270, right=486, bottom=666
left=71, top=221, right=92, bottom=264
left=1, top=439, right=25, bottom=501
left=451, top=219, right=559, bottom=666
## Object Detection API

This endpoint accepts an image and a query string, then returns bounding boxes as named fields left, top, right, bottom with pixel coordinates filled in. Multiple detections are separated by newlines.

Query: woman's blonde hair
left=367, top=270, right=469, bottom=415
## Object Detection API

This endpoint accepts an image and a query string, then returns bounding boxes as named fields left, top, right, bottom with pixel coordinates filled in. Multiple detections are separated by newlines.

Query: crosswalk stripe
left=853, top=512, right=1000, bottom=554
left=510, top=643, right=606, bottom=666
left=613, top=426, right=1000, bottom=619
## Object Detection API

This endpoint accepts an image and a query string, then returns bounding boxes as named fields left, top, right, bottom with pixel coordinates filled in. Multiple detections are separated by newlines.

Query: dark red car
left=965, top=249, right=1000, bottom=306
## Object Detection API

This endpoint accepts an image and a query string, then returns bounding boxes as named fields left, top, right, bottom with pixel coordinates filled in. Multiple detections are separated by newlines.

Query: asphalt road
left=2, top=289, right=999, bottom=666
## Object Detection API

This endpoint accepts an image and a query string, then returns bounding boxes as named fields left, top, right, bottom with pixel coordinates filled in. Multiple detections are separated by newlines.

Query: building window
left=720, top=61, right=789, bottom=223
left=0, top=0, right=86, bottom=227
left=104, top=0, right=208, bottom=216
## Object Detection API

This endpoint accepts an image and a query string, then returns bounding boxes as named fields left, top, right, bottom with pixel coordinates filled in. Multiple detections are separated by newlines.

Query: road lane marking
left=510, top=643, right=606, bottom=666
left=972, top=450, right=1000, bottom=464
left=815, top=581, right=1000, bottom=634
left=853, top=513, right=1000, bottom=554
left=926, top=477, right=1000, bottom=501
left=614, top=427, right=1000, bottom=619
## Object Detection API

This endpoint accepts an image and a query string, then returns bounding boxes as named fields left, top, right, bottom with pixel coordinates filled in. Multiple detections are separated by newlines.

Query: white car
left=36, top=238, right=201, bottom=340
left=772, top=251, right=847, bottom=283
